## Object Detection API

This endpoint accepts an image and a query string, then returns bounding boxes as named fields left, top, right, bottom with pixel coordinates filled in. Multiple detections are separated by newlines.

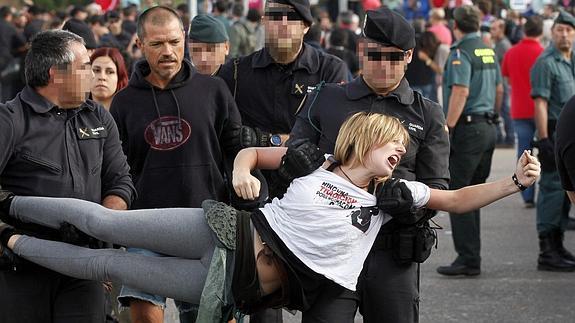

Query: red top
left=501, top=38, right=544, bottom=119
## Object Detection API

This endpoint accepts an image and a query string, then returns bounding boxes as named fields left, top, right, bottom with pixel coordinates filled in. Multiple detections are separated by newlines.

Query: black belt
left=457, top=112, right=497, bottom=125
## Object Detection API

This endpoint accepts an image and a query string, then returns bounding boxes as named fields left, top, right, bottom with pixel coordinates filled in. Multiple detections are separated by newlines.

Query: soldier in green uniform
left=530, top=9, right=575, bottom=272
left=437, top=5, right=503, bottom=276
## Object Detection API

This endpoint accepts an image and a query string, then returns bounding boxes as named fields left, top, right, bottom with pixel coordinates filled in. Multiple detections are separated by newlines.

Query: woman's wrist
left=512, top=173, right=527, bottom=191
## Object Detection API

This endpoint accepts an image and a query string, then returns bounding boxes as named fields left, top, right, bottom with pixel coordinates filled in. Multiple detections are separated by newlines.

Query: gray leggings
left=9, top=196, right=215, bottom=304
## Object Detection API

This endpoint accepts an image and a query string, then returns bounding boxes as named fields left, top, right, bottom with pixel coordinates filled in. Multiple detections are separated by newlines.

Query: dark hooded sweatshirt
left=110, top=59, right=242, bottom=209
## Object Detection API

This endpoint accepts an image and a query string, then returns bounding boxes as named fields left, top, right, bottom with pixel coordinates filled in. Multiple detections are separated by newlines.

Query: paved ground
left=165, top=148, right=575, bottom=323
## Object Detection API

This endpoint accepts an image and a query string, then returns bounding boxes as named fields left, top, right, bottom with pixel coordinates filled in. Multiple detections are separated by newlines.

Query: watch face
left=270, top=135, right=282, bottom=146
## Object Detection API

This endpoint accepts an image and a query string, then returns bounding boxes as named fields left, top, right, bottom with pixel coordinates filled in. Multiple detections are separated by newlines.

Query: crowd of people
left=0, top=0, right=573, bottom=323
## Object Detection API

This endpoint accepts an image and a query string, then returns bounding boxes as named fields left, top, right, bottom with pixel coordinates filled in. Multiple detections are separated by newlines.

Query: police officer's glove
left=269, top=139, right=325, bottom=199
left=240, top=126, right=271, bottom=148
left=535, top=138, right=556, bottom=172
left=376, top=178, right=419, bottom=224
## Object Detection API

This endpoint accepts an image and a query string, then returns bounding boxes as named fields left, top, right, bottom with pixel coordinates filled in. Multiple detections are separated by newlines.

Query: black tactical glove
left=268, top=139, right=325, bottom=199
left=535, top=138, right=556, bottom=172
left=376, top=178, right=417, bottom=224
left=0, top=186, right=15, bottom=221
left=240, top=126, right=271, bottom=148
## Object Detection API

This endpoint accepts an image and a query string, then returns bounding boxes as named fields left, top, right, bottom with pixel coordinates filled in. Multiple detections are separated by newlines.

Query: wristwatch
left=270, top=134, right=282, bottom=146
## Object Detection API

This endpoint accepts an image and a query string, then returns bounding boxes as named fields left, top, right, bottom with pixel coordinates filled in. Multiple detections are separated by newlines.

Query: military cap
left=554, top=9, right=575, bottom=29
left=189, top=14, right=229, bottom=43
left=268, top=0, right=314, bottom=25
left=362, top=7, right=415, bottom=50
left=453, top=5, right=480, bottom=32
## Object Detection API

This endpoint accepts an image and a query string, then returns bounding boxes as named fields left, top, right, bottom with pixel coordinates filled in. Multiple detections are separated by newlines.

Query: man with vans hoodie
left=109, top=6, right=242, bottom=323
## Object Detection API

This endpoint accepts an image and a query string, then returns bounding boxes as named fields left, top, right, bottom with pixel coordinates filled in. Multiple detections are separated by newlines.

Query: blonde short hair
left=334, top=112, right=409, bottom=168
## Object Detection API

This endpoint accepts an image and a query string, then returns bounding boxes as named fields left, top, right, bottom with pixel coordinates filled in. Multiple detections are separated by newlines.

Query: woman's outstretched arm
left=232, top=147, right=287, bottom=200
left=426, top=150, right=540, bottom=213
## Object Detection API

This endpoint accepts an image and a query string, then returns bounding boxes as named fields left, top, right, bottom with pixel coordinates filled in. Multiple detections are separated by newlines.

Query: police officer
left=0, top=30, right=136, bottom=323
left=437, top=5, right=503, bottom=276
left=188, top=14, right=230, bottom=75
left=289, top=7, right=449, bottom=323
left=530, top=9, right=575, bottom=271
left=217, top=0, right=348, bottom=148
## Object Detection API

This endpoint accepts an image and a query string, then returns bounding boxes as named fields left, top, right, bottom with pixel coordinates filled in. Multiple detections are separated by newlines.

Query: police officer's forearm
left=495, top=84, right=504, bottom=114
left=102, top=195, right=128, bottom=210
left=534, top=97, right=549, bottom=139
left=446, top=85, right=469, bottom=128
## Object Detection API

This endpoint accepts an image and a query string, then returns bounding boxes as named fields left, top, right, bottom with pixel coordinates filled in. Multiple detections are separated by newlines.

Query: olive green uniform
left=530, top=45, right=575, bottom=234
left=443, top=32, right=501, bottom=268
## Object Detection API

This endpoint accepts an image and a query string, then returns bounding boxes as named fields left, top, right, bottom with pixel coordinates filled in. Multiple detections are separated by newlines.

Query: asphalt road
left=165, top=148, right=575, bottom=323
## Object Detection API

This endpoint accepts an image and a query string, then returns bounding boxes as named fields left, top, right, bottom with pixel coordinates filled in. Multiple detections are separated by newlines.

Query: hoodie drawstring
left=150, top=86, right=183, bottom=130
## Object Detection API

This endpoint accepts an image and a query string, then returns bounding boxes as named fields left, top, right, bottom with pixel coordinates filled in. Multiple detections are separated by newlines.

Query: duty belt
left=457, top=112, right=497, bottom=125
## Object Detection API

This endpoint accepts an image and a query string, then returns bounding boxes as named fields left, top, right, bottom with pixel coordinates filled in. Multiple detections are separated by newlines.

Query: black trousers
left=300, top=247, right=418, bottom=323
left=0, top=267, right=106, bottom=323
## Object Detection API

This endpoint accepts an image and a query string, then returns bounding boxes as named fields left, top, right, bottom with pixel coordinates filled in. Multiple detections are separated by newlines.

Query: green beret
left=555, top=9, right=575, bottom=29
left=189, top=14, right=229, bottom=43
left=362, top=7, right=415, bottom=50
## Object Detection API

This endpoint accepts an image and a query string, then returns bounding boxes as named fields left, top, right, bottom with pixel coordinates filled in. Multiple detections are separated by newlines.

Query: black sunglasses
left=265, top=10, right=303, bottom=21
left=365, top=51, right=407, bottom=61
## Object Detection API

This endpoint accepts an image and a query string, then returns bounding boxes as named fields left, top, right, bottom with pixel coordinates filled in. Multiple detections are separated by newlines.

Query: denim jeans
left=514, top=119, right=536, bottom=203
left=497, top=85, right=515, bottom=145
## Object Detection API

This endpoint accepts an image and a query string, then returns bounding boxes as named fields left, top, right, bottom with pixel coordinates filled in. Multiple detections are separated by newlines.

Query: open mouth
left=387, top=155, right=400, bottom=168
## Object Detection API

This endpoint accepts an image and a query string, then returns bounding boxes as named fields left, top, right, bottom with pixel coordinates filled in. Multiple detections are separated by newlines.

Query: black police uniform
left=288, top=7, right=450, bottom=322
left=289, top=75, right=449, bottom=322
left=217, top=43, right=349, bottom=135
left=0, top=86, right=136, bottom=323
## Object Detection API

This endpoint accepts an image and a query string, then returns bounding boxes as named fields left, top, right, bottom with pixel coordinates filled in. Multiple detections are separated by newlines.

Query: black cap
left=555, top=9, right=575, bottom=29
left=63, top=18, right=98, bottom=49
left=189, top=14, right=229, bottom=43
left=362, top=7, right=415, bottom=50
left=268, top=0, right=313, bottom=25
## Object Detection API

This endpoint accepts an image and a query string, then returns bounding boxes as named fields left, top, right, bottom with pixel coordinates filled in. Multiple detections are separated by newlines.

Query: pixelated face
left=188, top=41, right=229, bottom=75
left=54, top=42, right=93, bottom=108
left=359, top=40, right=412, bottom=91
left=263, top=3, right=309, bottom=55
left=137, top=18, right=185, bottom=84
left=91, top=56, right=119, bottom=101
left=552, top=23, right=575, bottom=52
left=364, top=138, right=406, bottom=177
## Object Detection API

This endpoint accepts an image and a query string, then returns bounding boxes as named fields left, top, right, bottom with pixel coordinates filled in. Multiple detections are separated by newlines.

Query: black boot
left=538, top=231, right=575, bottom=272
left=553, top=229, right=575, bottom=264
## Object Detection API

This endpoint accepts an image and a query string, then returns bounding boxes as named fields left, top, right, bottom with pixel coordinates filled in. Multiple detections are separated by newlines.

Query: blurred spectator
left=229, top=7, right=262, bottom=58
left=85, top=2, right=103, bottom=17
left=63, top=18, right=98, bottom=53
left=428, top=7, right=452, bottom=45
left=88, top=15, right=109, bottom=45
left=541, top=4, right=558, bottom=47
left=303, top=23, right=324, bottom=51
left=491, top=18, right=515, bottom=147
left=326, top=27, right=359, bottom=76
left=406, top=19, right=436, bottom=100
left=213, top=0, right=231, bottom=28
left=70, top=5, right=88, bottom=22
left=501, top=15, right=544, bottom=208
left=505, top=10, right=525, bottom=45
left=418, top=31, right=450, bottom=105
left=122, top=4, right=139, bottom=36
left=0, top=5, right=27, bottom=102
left=24, top=5, right=48, bottom=41
left=176, top=4, right=191, bottom=29
left=100, top=11, right=132, bottom=51
left=337, top=10, right=359, bottom=53
left=90, top=47, right=129, bottom=110
left=403, top=0, right=430, bottom=21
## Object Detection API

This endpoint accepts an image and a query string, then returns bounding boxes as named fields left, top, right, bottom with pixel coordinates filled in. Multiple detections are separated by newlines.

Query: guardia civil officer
left=437, top=5, right=503, bottom=276
left=288, top=7, right=450, bottom=323
left=188, top=14, right=230, bottom=75
left=530, top=9, right=575, bottom=272
left=217, top=0, right=348, bottom=148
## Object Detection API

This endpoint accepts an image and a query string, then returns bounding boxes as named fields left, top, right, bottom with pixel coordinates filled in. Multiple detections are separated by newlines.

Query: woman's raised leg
left=10, top=235, right=210, bottom=304
left=9, top=196, right=213, bottom=259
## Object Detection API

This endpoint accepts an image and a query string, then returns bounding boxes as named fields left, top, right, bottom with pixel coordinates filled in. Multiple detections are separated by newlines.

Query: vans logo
left=144, top=116, right=191, bottom=151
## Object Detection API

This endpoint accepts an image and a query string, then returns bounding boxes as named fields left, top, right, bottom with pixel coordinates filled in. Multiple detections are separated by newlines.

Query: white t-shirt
left=259, top=166, right=430, bottom=291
